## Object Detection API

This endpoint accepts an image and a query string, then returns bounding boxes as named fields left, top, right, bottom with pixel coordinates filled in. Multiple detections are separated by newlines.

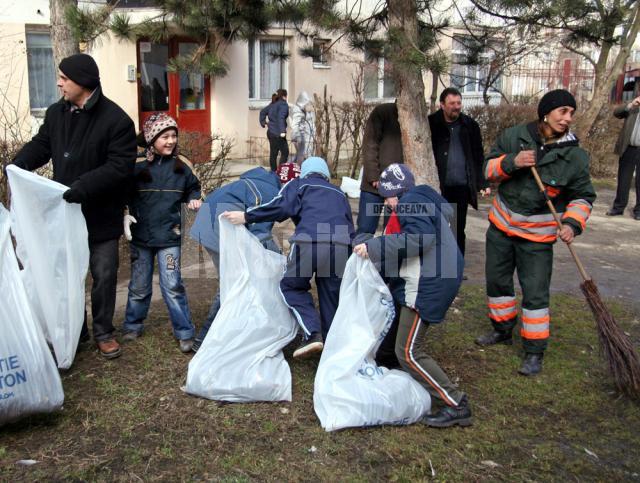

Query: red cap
left=276, top=163, right=301, bottom=183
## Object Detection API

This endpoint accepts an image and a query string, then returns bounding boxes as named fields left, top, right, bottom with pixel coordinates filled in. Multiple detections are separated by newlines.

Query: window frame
left=248, top=37, right=289, bottom=105
left=25, top=26, right=57, bottom=116
left=363, top=52, right=396, bottom=101
left=450, top=35, right=502, bottom=95
left=311, top=39, right=331, bottom=68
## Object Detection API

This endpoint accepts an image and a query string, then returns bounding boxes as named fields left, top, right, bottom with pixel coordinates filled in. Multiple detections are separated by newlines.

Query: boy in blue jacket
left=189, top=163, right=300, bottom=352
left=224, top=157, right=354, bottom=358
left=122, top=113, right=201, bottom=353
left=353, top=164, right=471, bottom=428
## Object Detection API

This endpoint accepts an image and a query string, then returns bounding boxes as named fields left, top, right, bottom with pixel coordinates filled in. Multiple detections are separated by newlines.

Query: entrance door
left=137, top=39, right=211, bottom=140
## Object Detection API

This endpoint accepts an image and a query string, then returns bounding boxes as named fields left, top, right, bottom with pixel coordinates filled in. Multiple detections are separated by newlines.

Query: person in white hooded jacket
left=290, top=91, right=316, bottom=164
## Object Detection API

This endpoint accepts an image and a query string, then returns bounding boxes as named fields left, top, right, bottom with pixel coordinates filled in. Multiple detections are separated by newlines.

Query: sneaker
left=191, top=338, right=203, bottom=353
left=518, top=352, right=543, bottom=376
left=293, top=333, right=324, bottom=359
left=179, top=338, right=194, bottom=353
left=97, top=339, right=122, bottom=359
left=606, top=209, right=624, bottom=216
left=475, top=330, right=513, bottom=346
left=422, top=396, right=472, bottom=428
left=122, top=331, right=140, bottom=343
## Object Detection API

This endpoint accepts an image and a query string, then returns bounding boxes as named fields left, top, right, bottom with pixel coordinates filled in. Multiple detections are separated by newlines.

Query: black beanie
left=538, top=89, right=576, bottom=120
left=59, top=54, right=100, bottom=89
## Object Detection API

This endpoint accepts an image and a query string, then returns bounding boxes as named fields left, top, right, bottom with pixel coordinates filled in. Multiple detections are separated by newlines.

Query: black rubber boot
left=475, top=330, right=513, bottom=346
left=422, top=396, right=472, bottom=428
left=518, top=353, right=543, bottom=376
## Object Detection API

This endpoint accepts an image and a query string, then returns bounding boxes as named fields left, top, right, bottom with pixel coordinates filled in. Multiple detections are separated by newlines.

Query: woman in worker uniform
left=475, top=89, right=596, bottom=376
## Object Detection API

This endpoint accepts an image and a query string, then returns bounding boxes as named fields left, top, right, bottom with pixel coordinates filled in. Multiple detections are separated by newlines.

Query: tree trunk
left=50, top=0, right=80, bottom=69
left=574, top=5, right=640, bottom=139
left=387, top=0, right=440, bottom=190
left=430, top=70, right=439, bottom=112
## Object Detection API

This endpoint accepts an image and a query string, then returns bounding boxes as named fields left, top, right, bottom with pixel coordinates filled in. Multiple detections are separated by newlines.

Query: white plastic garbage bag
left=6, top=165, right=89, bottom=369
left=186, top=218, right=298, bottom=402
left=314, top=255, right=431, bottom=431
left=0, top=205, right=64, bottom=425
left=340, top=167, right=362, bottom=199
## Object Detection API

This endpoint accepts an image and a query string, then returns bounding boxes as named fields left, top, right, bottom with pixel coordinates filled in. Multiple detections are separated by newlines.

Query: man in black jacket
left=13, top=53, right=136, bottom=359
left=428, top=87, right=489, bottom=256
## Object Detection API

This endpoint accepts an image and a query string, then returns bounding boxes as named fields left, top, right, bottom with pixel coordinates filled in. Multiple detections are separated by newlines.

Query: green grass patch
left=0, top=284, right=639, bottom=480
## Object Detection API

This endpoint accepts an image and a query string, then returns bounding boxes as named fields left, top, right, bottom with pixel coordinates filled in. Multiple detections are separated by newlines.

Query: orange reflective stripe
left=488, top=301, right=517, bottom=310
left=489, top=312, right=518, bottom=322
left=521, top=329, right=550, bottom=340
left=563, top=212, right=586, bottom=229
left=493, top=200, right=557, bottom=229
left=521, top=316, right=550, bottom=324
left=545, top=186, right=561, bottom=197
left=489, top=211, right=557, bottom=243
left=486, top=154, right=508, bottom=181
left=568, top=203, right=591, bottom=215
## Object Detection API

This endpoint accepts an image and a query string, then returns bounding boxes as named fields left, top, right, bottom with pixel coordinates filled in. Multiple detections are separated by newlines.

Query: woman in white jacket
left=290, top=91, right=316, bottom=164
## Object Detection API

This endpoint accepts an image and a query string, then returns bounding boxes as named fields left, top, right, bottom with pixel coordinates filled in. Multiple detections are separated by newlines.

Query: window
left=312, top=39, right=330, bottom=67
left=450, top=36, right=502, bottom=94
left=248, top=39, right=287, bottom=100
left=26, top=32, right=58, bottom=111
left=108, top=0, right=158, bottom=7
left=363, top=50, right=395, bottom=99
left=138, top=41, right=169, bottom=112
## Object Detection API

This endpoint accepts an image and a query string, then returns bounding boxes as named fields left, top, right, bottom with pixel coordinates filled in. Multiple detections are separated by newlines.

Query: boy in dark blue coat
left=353, top=164, right=471, bottom=428
left=122, top=113, right=201, bottom=353
left=224, top=157, right=355, bottom=358
left=189, top=163, right=300, bottom=352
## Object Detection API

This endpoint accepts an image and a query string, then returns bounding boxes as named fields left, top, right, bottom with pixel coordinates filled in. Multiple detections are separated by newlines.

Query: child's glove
left=123, top=214, right=137, bottom=241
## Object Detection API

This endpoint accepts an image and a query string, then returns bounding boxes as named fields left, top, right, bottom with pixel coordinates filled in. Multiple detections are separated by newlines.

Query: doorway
left=137, top=38, right=211, bottom=139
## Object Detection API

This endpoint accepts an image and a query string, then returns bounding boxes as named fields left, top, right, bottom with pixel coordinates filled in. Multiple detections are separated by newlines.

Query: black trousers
left=441, top=185, right=470, bottom=255
left=612, top=146, right=640, bottom=215
left=80, top=238, right=120, bottom=342
left=267, top=133, right=289, bottom=171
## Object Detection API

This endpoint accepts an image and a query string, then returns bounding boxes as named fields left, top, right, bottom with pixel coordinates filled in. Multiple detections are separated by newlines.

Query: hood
left=240, top=166, right=280, bottom=189
left=401, top=185, right=455, bottom=224
left=296, top=91, right=311, bottom=108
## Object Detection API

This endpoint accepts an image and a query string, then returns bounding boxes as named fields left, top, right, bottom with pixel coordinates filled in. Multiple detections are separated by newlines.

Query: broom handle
left=530, top=166, right=591, bottom=282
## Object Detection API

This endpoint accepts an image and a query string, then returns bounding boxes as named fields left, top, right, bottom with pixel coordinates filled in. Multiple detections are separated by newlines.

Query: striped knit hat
left=143, top=113, right=178, bottom=146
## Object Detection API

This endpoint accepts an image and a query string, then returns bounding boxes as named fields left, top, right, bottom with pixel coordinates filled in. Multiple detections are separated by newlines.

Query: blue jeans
left=195, top=239, right=280, bottom=344
left=356, top=190, right=390, bottom=235
left=123, top=244, right=195, bottom=340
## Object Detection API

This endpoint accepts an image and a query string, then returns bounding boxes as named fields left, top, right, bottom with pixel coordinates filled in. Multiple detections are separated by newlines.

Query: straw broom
left=530, top=166, right=640, bottom=399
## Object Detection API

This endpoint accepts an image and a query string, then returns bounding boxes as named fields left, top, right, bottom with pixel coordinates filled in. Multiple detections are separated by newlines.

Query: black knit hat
left=59, top=54, right=100, bottom=89
left=538, top=89, right=576, bottom=120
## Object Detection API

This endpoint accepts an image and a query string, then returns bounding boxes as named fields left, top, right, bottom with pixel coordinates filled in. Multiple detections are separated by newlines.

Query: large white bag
left=186, top=218, right=298, bottom=402
left=314, top=255, right=431, bottom=431
left=0, top=205, right=64, bottom=425
left=6, top=165, right=89, bottom=369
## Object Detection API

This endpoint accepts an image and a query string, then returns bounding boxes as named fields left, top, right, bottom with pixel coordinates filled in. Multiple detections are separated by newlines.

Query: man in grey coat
left=608, top=95, right=640, bottom=220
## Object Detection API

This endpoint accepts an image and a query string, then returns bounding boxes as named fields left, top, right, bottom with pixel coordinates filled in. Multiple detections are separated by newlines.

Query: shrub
left=465, top=103, right=619, bottom=178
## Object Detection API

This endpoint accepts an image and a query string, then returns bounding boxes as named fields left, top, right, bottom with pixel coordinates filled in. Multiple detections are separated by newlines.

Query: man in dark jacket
left=358, top=102, right=404, bottom=235
left=12, top=53, right=137, bottom=359
left=429, top=87, right=489, bottom=255
left=607, top=95, right=640, bottom=219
